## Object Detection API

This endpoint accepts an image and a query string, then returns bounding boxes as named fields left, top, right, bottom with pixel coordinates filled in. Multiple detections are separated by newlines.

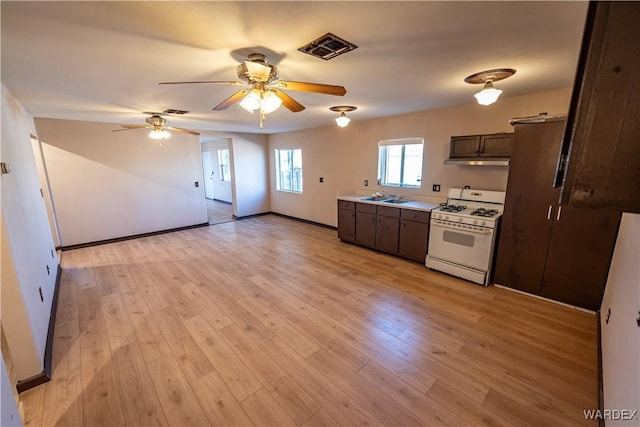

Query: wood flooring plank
left=260, top=337, right=384, bottom=427
left=146, top=354, right=211, bottom=427
left=79, top=332, right=125, bottom=426
left=307, top=349, right=426, bottom=426
left=302, top=408, right=341, bottom=427
left=191, top=370, right=254, bottom=427
left=151, top=308, right=214, bottom=382
left=240, top=388, right=298, bottom=427
left=358, top=361, right=467, bottom=427
left=182, top=315, right=263, bottom=401
left=111, top=343, right=169, bottom=427
left=219, top=323, right=320, bottom=424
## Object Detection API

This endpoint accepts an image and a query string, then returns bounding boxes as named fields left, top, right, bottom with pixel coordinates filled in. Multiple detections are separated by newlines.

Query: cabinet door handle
left=556, top=205, right=562, bottom=221
left=547, top=205, right=553, bottom=220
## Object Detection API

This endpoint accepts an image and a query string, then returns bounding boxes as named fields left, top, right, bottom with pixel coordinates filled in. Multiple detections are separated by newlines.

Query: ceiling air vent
left=163, top=108, right=189, bottom=115
left=298, top=32, right=357, bottom=60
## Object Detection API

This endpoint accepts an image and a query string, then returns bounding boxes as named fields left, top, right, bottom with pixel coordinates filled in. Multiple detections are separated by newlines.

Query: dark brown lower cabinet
left=355, top=202, right=377, bottom=247
left=337, top=200, right=356, bottom=242
left=375, top=206, right=400, bottom=253
left=398, top=210, right=430, bottom=262
left=337, top=200, right=431, bottom=263
left=494, top=119, right=621, bottom=310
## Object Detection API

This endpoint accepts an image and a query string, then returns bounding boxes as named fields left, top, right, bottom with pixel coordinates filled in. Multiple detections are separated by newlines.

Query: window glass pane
left=377, top=138, right=424, bottom=187
left=402, top=144, right=423, bottom=186
left=275, top=148, right=303, bottom=193
left=385, top=145, right=403, bottom=186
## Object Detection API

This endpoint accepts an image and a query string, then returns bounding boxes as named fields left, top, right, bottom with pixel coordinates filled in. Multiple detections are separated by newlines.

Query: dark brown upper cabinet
left=446, top=133, right=513, bottom=165
left=558, top=1, right=640, bottom=213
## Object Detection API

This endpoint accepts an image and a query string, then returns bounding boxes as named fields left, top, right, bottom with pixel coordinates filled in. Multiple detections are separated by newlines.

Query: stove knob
left=458, top=217, right=463, bottom=222
left=444, top=215, right=449, bottom=220
left=473, top=219, right=478, bottom=225
left=481, top=221, right=486, bottom=226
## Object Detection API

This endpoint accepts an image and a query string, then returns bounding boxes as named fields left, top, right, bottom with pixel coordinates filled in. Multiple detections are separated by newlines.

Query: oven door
left=427, top=220, right=494, bottom=271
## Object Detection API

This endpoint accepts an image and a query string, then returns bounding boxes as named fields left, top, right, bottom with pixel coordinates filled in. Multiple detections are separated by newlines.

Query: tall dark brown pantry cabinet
left=494, top=119, right=621, bottom=310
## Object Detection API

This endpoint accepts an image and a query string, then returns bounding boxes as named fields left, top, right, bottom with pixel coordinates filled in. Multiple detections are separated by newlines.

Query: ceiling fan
left=159, top=53, right=347, bottom=128
left=113, top=112, right=200, bottom=143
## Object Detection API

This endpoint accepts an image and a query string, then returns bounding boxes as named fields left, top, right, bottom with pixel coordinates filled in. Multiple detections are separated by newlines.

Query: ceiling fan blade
left=273, top=80, right=346, bottom=96
left=244, top=60, right=272, bottom=82
left=273, top=89, right=305, bottom=113
left=159, top=80, right=242, bottom=85
left=213, top=89, right=250, bottom=111
left=167, top=126, right=200, bottom=136
left=112, top=124, right=150, bottom=132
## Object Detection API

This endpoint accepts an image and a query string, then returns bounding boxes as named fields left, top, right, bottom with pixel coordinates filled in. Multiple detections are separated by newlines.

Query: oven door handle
left=430, top=221, right=493, bottom=235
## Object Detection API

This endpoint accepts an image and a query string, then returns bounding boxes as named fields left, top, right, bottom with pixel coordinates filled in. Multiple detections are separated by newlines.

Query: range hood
left=444, top=157, right=510, bottom=166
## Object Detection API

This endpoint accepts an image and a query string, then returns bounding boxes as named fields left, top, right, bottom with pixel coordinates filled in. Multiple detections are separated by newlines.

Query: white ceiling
left=1, top=1, right=589, bottom=135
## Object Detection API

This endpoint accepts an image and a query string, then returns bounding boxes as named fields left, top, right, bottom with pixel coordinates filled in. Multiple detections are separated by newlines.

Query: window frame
left=377, top=137, right=424, bottom=188
left=217, top=148, right=230, bottom=182
left=275, top=148, right=303, bottom=194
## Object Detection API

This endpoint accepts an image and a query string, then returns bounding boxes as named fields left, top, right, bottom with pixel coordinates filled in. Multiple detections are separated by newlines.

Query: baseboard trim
left=60, top=223, right=210, bottom=250
left=270, top=212, right=337, bottom=230
left=493, top=284, right=596, bottom=314
left=233, top=212, right=270, bottom=220
left=16, top=264, right=62, bottom=394
left=213, top=198, right=232, bottom=205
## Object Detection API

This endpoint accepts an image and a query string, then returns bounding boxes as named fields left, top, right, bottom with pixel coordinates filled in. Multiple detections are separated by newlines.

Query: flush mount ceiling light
left=330, top=106, right=357, bottom=127
left=464, top=68, right=516, bottom=106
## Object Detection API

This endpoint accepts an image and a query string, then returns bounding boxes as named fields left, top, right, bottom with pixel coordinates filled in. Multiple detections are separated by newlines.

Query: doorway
left=201, top=140, right=234, bottom=225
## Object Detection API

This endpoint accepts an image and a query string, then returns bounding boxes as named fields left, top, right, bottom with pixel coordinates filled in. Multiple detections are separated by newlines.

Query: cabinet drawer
left=376, top=205, right=400, bottom=218
left=356, top=202, right=376, bottom=214
left=338, top=200, right=355, bottom=210
left=401, top=209, right=430, bottom=223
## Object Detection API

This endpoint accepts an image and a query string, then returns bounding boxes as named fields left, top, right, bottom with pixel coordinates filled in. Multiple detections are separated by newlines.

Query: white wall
left=1, top=356, right=22, bottom=427
left=600, top=213, right=640, bottom=426
left=228, top=133, right=270, bottom=217
left=269, top=88, right=573, bottom=226
left=1, top=85, right=58, bottom=380
left=201, top=139, right=232, bottom=203
left=35, top=118, right=208, bottom=246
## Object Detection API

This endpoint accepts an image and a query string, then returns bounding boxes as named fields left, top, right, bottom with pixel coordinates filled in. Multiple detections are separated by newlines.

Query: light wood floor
left=206, top=198, right=234, bottom=225
left=19, top=215, right=598, bottom=426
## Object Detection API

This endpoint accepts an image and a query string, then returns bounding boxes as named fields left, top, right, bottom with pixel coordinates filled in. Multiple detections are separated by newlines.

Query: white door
left=201, top=151, right=214, bottom=199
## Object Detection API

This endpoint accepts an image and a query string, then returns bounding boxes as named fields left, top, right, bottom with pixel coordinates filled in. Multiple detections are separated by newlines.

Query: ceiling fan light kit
left=330, top=106, right=357, bottom=128
left=159, top=52, right=347, bottom=129
left=464, top=68, right=516, bottom=106
left=113, top=112, right=200, bottom=142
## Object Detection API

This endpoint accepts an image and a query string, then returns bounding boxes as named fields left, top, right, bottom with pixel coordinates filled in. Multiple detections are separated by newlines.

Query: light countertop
left=337, top=195, right=440, bottom=212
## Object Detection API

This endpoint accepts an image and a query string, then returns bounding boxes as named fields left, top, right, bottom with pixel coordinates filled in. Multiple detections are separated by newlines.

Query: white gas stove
left=426, top=188, right=505, bottom=285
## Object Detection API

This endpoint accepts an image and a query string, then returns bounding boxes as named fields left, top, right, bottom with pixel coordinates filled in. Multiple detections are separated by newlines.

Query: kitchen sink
left=360, top=196, right=390, bottom=201
left=383, top=199, right=411, bottom=204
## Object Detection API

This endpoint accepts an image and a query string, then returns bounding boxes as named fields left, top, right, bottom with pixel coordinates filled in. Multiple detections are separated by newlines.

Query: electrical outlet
left=364, top=179, right=368, bottom=186
left=464, top=185, right=471, bottom=189
left=432, top=184, right=441, bottom=192
left=194, top=181, right=199, bottom=187
left=319, top=177, right=324, bottom=183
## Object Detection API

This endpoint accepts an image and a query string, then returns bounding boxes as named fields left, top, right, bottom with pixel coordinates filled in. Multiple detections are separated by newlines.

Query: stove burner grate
left=438, top=204, right=467, bottom=213
left=470, top=208, right=499, bottom=217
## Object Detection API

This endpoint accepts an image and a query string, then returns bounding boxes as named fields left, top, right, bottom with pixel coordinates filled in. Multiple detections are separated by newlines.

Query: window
left=275, top=148, right=303, bottom=193
left=218, top=148, right=230, bottom=182
left=377, top=138, right=423, bottom=187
